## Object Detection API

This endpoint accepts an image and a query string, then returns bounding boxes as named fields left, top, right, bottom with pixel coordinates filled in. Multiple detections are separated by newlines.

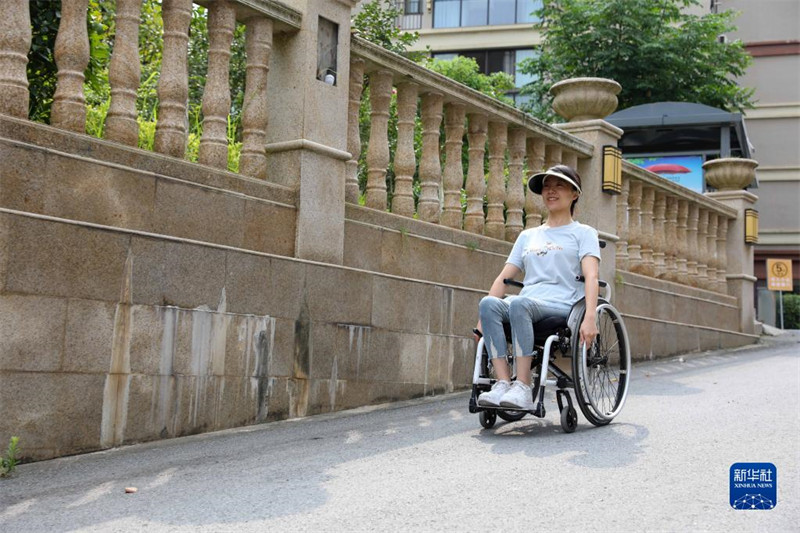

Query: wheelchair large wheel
left=571, top=303, right=631, bottom=426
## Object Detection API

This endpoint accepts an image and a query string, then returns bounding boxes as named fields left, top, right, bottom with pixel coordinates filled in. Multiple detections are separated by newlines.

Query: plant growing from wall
left=1, top=436, right=21, bottom=477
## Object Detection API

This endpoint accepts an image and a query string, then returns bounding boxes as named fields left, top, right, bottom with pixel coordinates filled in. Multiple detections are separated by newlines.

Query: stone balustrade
left=0, top=0, right=301, bottom=176
left=619, top=161, right=737, bottom=293
left=350, top=37, right=594, bottom=242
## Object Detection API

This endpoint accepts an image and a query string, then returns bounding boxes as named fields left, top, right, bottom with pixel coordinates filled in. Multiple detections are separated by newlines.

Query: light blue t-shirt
left=506, top=221, right=601, bottom=311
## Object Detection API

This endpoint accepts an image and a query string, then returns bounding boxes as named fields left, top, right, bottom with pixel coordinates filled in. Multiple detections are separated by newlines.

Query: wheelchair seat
left=501, top=315, right=568, bottom=345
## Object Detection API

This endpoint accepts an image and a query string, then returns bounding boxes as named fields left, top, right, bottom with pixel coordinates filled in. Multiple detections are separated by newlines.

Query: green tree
left=518, top=0, right=754, bottom=119
left=352, top=0, right=421, bottom=57
left=423, top=56, right=515, bottom=103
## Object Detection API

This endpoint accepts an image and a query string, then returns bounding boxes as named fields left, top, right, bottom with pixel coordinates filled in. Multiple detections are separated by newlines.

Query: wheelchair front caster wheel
left=560, top=406, right=578, bottom=433
left=479, top=410, right=497, bottom=429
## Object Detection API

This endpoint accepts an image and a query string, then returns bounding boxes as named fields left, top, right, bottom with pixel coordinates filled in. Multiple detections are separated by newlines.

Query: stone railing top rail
left=194, top=0, right=302, bottom=30
left=351, top=36, right=594, bottom=158
left=622, top=160, right=737, bottom=219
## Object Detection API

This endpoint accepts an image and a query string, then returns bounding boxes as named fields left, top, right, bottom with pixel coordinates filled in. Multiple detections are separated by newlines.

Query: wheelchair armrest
left=503, top=278, right=524, bottom=288
left=575, top=276, right=607, bottom=287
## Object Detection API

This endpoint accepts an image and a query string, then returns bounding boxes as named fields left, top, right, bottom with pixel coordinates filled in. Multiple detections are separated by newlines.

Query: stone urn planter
left=550, top=77, right=622, bottom=122
left=702, top=158, right=758, bottom=190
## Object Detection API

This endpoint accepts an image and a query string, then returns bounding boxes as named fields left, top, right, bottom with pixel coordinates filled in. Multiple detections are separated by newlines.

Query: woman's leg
left=478, top=296, right=511, bottom=381
left=508, top=298, right=569, bottom=386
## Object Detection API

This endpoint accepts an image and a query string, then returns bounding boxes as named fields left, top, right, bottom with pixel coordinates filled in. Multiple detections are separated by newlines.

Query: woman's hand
left=579, top=314, right=598, bottom=350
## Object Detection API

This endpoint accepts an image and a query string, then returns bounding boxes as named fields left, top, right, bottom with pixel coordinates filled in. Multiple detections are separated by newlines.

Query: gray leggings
left=479, top=295, right=570, bottom=359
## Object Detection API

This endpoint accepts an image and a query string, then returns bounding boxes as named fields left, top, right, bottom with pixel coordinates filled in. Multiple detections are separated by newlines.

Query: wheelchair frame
left=468, top=279, right=631, bottom=433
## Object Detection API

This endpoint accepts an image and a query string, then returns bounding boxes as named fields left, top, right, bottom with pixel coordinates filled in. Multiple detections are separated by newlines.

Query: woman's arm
left=579, top=255, right=600, bottom=348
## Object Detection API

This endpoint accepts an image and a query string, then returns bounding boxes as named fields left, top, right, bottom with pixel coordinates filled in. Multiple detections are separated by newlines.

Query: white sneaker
left=499, top=381, right=535, bottom=410
left=477, top=380, right=511, bottom=407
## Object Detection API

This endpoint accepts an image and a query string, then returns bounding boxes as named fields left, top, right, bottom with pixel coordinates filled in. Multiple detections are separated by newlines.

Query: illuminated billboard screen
left=625, top=155, right=705, bottom=193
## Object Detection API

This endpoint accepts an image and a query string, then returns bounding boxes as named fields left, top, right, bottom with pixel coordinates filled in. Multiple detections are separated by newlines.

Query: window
left=402, top=0, right=422, bottom=14
left=433, top=0, right=542, bottom=28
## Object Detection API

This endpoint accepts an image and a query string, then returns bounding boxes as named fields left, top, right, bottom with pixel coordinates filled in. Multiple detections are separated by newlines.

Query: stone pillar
left=506, top=128, right=526, bottom=241
left=706, top=213, right=719, bottom=290
left=524, top=137, right=545, bottom=229
left=686, top=203, right=700, bottom=282
left=626, top=180, right=643, bottom=272
left=676, top=199, right=689, bottom=280
left=562, top=151, right=578, bottom=170
left=716, top=217, right=729, bottom=293
left=364, top=70, right=393, bottom=211
left=664, top=195, right=679, bottom=280
left=104, top=0, right=142, bottom=146
left=544, top=144, right=562, bottom=170
left=0, top=0, right=31, bottom=118
left=485, top=121, right=507, bottom=240
left=344, top=58, right=364, bottom=204
left=696, top=209, right=709, bottom=286
left=154, top=0, right=192, bottom=157
left=392, top=82, right=418, bottom=218
left=417, top=91, right=443, bottom=223
left=652, top=191, right=667, bottom=278
left=51, top=0, right=90, bottom=133
left=198, top=0, right=236, bottom=169
left=265, top=0, right=358, bottom=264
left=464, top=113, right=488, bottom=235
left=706, top=191, right=758, bottom=333
left=638, top=185, right=655, bottom=277
left=615, top=178, right=630, bottom=271
left=238, top=16, right=273, bottom=179
left=441, top=103, right=466, bottom=229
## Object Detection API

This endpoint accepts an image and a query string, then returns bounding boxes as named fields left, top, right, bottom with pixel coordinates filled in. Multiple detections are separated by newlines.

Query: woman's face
left=541, top=175, right=579, bottom=212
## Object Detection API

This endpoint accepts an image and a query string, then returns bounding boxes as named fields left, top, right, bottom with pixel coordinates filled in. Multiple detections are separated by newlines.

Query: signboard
left=625, top=154, right=705, bottom=193
left=767, top=259, right=793, bottom=292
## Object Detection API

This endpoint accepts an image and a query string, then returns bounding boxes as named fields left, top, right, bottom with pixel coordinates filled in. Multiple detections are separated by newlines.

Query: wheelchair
left=468, top=268, right=631, bottom=433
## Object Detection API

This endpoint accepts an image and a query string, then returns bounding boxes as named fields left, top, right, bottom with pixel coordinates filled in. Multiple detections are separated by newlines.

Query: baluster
left=616, top=178, right=630, bottom=271
left=485, top=121, right=507, bottom=240
left=638, top=186, right=656, bottom=277
left=464, top=113, right=488, bottom=235
left=238, top=16, right=273, bottom=178
left=696, top=209, right=709, bottom=287
left=525, top=137, right=545, bottom=229
left=686, top=203, right=700, bottom=284
left=545, top=144, right=562, bottom=169
left=717, top=217, right=729, bottom=292
left=154, top=0, right=192, bottom=157
left=441, top=103, right=466, bottom=229
left=0, top=0, right=31, bottom=118
left=706, top=213, right=719, bottom=290
left=562, top=151, right=578, bottom=170
left=51, top=0, right=90, bottom=133
left=676, top=199, right=689, bottom=281
left=105, top=0, right=143, bottom=145
left=364, top=70, right=393, bottom=210
left=198, top=0, right=236, bottom=168
left=664, top=196, right=679, bottom=280
left=392, top=82, right=418, bottom=217
left=506, top=128, right=526, bottom=241
left=417, top=91, right=443, bottom=223
left=345, top=58, right=365, bottom=203
left=652, top=191, right=667, bottom=278
left=627, top=180, right=643, bottom=272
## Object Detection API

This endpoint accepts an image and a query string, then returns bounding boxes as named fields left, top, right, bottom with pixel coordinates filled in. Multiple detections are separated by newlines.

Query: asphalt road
left=2, top=333, right=798, bottom=532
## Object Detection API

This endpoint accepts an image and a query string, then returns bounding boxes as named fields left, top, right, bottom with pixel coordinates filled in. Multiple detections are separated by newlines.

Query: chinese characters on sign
left=766, top=259, right=793, bottom=292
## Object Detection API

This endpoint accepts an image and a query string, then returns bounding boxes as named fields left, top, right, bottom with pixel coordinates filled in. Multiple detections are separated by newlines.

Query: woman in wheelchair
left=475, top=165, right=600, bottom=411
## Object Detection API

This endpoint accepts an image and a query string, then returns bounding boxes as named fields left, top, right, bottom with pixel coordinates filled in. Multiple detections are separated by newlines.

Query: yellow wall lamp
left=603, top=145, right=622, bottom=194
left=745, top=208, right=759, bottom=244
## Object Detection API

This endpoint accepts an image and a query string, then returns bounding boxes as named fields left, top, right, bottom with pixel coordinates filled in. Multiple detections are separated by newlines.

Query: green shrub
left=0, top=436, right=21, bottom=477
left=782, top=293, right=800, bottom=329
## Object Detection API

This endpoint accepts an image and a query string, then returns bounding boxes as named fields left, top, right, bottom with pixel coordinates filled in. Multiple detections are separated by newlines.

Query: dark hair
left=548, top=164, right=582, bottom=215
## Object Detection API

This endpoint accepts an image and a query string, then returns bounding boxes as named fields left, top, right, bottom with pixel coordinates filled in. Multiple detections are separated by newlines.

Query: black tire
left=497, top=409, right=526, bottom=422
left=571, top=302, right=631, bottom=426
left=479, top=410, right=497, bottom=429
left=560, top=406, right=578, bottom=433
